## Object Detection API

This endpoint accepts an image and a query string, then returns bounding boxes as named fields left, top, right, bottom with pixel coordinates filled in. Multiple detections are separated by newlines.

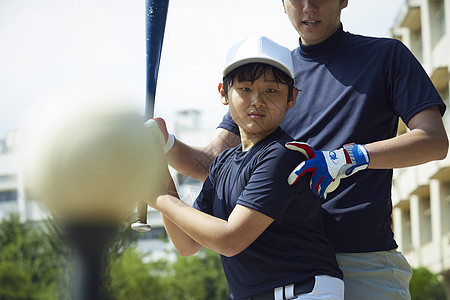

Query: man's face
left=283, top=0, right=348, bottom=45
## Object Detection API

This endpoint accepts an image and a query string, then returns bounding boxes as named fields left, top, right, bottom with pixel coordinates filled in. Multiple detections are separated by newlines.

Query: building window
left=0, top=190, right=17, bottom=203
left=420, top=195, right=433, bottom=244
left=445, top=181, right=450, bottom=233
left=175, top=110, right=201, bottom=134
left=137, top=226, right=168, bottom=241
left=403, top=208, right=413, bottom=251
left=411, top=27, right=423, bottom=62
left=430, top=0, right=446, bottom=46
left=0, top=175, right=17, bottom=182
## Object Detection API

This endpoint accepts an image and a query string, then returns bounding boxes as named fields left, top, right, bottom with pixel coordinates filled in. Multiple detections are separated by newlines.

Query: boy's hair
left=222, top=63, right=296, bottom=102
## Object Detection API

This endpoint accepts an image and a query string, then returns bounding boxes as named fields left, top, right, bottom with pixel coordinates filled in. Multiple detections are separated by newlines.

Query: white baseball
left=21, top=90, right=164, bottom=223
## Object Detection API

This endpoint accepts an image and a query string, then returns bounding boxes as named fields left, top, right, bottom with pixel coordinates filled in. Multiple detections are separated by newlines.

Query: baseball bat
left=131, top=0, right=170, bottom=232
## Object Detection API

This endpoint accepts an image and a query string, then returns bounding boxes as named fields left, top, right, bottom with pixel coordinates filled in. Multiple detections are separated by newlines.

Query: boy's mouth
left=248, top=111, right=265, bottom=118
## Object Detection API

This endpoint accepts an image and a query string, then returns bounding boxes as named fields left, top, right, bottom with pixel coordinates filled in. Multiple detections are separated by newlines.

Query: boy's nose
left=250, top=93, right=266, bottom=107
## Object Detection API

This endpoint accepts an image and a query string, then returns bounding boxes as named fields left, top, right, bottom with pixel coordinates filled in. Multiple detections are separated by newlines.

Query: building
left=390, top=0, right=450, bottom=294
left=0, top=130, right=47, bottom=222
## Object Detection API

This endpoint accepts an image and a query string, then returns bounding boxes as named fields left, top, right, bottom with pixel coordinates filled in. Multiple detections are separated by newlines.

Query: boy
left=147, top=36, right=344, bottom=300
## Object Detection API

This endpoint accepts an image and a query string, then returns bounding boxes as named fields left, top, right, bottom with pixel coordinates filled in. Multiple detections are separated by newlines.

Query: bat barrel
left=145, top=0, right=169, bottom=118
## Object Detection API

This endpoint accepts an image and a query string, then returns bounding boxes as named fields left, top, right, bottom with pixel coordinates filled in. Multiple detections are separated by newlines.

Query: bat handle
left=131, top=200, right=152, bottom=232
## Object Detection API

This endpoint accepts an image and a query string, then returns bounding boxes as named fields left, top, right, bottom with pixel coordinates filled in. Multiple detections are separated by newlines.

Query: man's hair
left=222, top=63, right=296, bottom=102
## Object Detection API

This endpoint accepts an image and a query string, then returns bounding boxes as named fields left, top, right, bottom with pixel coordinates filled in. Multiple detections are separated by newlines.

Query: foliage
left=410, top=267, right=447, bottom=300
left=106, top=247, right=228, bottom=300
left=0, top=213, right=229, bottom=300
left=107, top=247, right=165, bottom=299
left=0, top=214, right=69, bottom=300
left=153, top=249, right=229, bottom=300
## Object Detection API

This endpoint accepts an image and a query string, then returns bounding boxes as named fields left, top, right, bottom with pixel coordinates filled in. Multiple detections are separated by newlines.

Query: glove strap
left=343, top=144, right=370, bottom=175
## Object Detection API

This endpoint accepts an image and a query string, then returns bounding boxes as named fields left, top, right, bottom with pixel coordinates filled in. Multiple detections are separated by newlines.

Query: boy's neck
left=239, top=127, right=277, bottom=151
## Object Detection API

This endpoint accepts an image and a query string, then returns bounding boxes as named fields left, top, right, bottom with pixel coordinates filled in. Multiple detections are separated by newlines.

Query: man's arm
left=365, top=106, right=448, bottom=168
left=166, top=128, right=240, bottom=182
left=286, top=105, right=448, bottom=199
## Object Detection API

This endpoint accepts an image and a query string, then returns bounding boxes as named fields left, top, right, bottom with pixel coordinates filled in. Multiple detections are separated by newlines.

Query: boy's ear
left=218, top=83, right=229, bottom=105
left=287, top=88, right=299, bottom=109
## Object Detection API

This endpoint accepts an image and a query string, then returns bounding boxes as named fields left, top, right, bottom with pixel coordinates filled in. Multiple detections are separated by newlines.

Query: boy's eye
left=240, top=87, right=251, bottom=91
left=266, top=88, right=277, bottom=93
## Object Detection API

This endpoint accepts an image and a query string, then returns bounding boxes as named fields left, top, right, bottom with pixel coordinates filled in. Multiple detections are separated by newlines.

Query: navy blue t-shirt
left=218, top=25, right=446, bottom=253
left=193, top=128, right=342, bottom=300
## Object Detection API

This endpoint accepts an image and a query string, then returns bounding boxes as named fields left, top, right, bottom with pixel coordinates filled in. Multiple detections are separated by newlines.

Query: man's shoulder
left=345, top=31, right=404, bottom=51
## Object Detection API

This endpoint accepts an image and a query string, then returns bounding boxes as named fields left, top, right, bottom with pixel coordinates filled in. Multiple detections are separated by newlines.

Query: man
left=156, top=1, right=448, bottom=299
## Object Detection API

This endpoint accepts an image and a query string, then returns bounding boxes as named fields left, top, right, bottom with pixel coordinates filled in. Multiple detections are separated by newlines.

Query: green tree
left=0, top=214, right=68, bottom=300
left=0, top=213, right=229, bottom=300
left=410, top=267, right=446, bottom=300
left=107, top=247, right=166, bottom=299
left=0, top=261, right=41, bottom=299
left=157, top=249, right=228, bottom=300
left=107, top=247, right=228, bottom=300
left=105, top=216, right=228, bottom=300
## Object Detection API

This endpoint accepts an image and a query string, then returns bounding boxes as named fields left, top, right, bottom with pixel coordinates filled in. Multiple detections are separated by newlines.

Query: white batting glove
left=145, top=117, right=175, bottom=153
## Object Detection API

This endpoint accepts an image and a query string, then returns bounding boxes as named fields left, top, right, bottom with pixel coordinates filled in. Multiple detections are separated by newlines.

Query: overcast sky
left=0, top=0, right=405, bottom=139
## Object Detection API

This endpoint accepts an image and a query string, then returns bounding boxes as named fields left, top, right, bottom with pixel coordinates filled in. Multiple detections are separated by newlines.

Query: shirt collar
left=298, top=23, right=346, bottom=58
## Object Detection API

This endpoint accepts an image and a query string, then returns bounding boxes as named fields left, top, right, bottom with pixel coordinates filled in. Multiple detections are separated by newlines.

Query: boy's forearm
left=161, top=213, right=202, bottom=256
left=155, top=194, right=229, bottom=254
left=157, top=178, right=203, bottom=256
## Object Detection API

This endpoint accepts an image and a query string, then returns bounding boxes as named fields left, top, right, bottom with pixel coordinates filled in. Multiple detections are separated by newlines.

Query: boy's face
left=283, top=0, right=348, bottom=45
left=220, top=71, right=296, bottom=141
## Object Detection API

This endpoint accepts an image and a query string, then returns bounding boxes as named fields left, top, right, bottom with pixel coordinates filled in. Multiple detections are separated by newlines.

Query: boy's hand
left=145, top=117, right=175, bottom=153
left=285, top=142, right=370, bottom=199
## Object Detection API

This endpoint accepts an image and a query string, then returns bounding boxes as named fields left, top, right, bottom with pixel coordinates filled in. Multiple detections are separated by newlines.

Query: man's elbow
left=435, top=134, right=449, bottom=160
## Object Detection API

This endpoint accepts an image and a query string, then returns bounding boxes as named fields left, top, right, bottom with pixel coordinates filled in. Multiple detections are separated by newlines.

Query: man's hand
left=285, top=142, right=370, bottom=199
left=145, top=117, right=176, bottom=153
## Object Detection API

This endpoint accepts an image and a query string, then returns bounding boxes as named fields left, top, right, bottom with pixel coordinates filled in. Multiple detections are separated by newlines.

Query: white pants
left=290, top=275, right=344, bottom=300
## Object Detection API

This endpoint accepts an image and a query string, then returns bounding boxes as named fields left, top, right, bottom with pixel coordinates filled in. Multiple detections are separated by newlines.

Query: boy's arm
left=158, top=177, right=203, bottom=256
left=166, top=128, right=240, bottom=182
left=150, top=192, right=273, bottom=257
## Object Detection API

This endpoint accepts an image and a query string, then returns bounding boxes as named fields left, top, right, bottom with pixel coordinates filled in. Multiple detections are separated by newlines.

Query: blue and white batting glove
left=285, top=142, right=370, bottom=199
left=145, top=117, right=176, bottom=153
